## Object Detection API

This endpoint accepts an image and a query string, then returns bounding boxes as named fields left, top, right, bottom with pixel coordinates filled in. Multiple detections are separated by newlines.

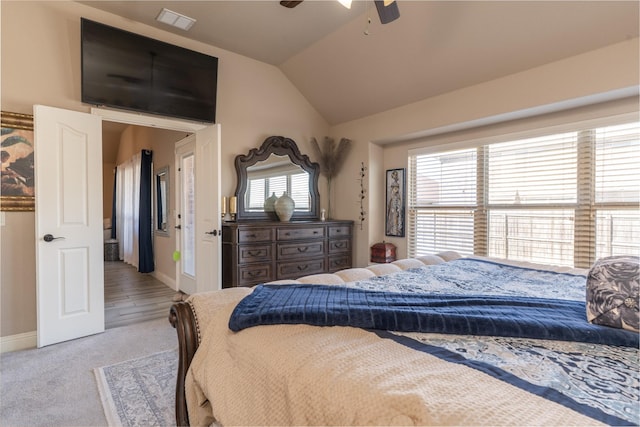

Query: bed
left=169, top=252, right=639, bottom=426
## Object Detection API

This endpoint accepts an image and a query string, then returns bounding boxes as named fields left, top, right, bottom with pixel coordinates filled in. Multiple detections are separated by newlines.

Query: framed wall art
left=1, top=111, right=34, bottom=211
left=385, top=168, right=405, bottom=237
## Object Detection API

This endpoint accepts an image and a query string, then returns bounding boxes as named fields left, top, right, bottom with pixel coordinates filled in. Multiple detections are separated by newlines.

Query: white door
left=175, top=136, right=198, bottom=295
left=174, top=125, right=221, bottom=295
left=34, top=105, right=104, bottom=347
left=195, top=124, right=221, bottom=293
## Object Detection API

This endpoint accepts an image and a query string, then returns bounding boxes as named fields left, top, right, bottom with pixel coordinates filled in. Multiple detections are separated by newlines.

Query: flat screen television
left=81, top=18, right=218, bottom=123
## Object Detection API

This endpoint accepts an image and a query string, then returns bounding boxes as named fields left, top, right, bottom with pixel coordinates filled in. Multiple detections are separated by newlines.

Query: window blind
left=408, top=148, right=476, bottom=257
left=267, top=176, right=287, bottom=200
left=249, top=173, right=311, bottom=211
left=408, top=117, right=640, bottom=268
left=290, top=172, right=310, bottom=210
left=487, top=132, right=577, bottom=205
left=594, top=122, right=640, bottom=204
left=486, top=132, right=578, bottom=265
left=247, top=179, right=266, bottom=210
left=593, top=122, right=640, bottom=259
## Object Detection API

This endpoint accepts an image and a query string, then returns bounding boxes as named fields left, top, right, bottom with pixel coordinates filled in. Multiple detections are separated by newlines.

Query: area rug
left=94, top=349, right=178, bottom=427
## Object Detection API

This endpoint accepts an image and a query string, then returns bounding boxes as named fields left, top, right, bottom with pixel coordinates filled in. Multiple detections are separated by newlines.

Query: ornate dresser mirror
left=234, top=136, right=320, bottom=221
left=224, top=136, right=352, bottom=288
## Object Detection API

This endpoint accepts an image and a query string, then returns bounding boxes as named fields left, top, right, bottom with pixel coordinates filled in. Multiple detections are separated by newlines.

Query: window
left=410, top=148, right=476, bottom=256
left=593, top=122, right=640, bottom=260
left=408, top=118, right=639, bottom=268
left=290, top=172, right=310, bottom=210
left=246, top=172, right=310, bottom=212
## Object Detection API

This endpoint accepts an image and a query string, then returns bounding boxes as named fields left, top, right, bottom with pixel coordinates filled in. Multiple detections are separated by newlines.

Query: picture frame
left=1, top=111, right=35, bottom=211
left=385, top=168, right=405, bottom=237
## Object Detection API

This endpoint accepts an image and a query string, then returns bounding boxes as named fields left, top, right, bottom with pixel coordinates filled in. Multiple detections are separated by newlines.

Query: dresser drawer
left=277, top=241, right=325, bottom=260
left=277, top=227, right=324, bottom=241
left=329, top=238, right=351, bottom=253
left=223, top=220, right=353, bottom=287
left=238, top=244, right=273, bottom=263
left=237, top=263, right=272, bottom=286
left=328, top=254, right=352, bottom=272
left=238, top=228, right=274, bottom=243
left=277, top=258, right=326, bottom=279
left=328, top=225, right=351, bottom=238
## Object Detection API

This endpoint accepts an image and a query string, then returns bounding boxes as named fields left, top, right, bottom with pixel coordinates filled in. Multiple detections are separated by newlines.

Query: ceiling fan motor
left=279, top=0, right=400, bottom=24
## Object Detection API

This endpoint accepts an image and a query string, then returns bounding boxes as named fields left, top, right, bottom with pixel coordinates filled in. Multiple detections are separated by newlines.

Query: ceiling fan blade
left=374, top=0, right=400, bottom=24
left=280, top=1, right=303, bottom=8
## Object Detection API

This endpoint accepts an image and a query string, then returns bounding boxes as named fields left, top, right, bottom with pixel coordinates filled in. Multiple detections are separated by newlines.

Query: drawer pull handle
left=334, top=242, right=345, bottom=248
left=297, top=247, right=309, bottom=253
left=297, top=265, right=309, bottom=271
left=313, top=230, right=319, bottom=234
left=247, top=270, right=262, bottom=277
left=247, top=250, right=263, bottom=257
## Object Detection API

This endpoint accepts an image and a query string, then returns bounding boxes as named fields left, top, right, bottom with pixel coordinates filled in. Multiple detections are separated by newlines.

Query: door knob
left=205, top=230, right=220, bottom=236
left=43, top=234, right=65, bottom=242
left=175, top=225, right=182, bottom=229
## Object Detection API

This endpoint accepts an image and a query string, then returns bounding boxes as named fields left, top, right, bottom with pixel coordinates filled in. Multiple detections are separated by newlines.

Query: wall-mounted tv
left=81, top=18, right=218, bottom=123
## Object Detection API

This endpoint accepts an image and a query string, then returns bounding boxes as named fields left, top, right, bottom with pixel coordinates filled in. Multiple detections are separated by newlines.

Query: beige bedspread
left=185, top=288, right=602, bottom=426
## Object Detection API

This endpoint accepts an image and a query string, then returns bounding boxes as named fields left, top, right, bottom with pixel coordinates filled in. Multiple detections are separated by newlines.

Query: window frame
left=408, top=112, right=639, bottom=268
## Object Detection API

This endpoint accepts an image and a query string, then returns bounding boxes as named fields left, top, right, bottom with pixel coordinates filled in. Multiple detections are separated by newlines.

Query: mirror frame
left=155, top=165, right=170, bottom=236
left=234, top=136, right=320, bottom=221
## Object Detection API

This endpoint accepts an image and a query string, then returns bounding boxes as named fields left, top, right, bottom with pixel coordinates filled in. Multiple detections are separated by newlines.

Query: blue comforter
left=226, top=258, right=639, bottom=424
left=229, top=284, right=638, bottom=347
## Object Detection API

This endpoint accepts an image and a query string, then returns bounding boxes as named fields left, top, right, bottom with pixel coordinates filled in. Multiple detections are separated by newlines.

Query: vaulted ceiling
left=79, top=1, right=639, bottom=127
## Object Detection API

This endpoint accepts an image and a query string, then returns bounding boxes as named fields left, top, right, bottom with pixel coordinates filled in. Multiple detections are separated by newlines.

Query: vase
left=275, top=191, right=295, bottom=221
left=263, top=192, right=277, bottom=212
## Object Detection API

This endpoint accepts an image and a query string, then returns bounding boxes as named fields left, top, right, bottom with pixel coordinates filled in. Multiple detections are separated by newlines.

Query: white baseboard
left=2, top=273, right=175, bottom=354
left=1, top=331, right=36, bottom=353
left=152, top=271, right=176, bottom=291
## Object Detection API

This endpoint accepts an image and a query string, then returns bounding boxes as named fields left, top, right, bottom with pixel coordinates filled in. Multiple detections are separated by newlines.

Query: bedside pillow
left=586, top=255, right=639, bottom=332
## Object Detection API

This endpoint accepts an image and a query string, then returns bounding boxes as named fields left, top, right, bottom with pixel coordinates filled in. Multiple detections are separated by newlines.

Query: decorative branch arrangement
left=310, top=136, right=351, bottom=219
left=358, top=162, right=367, bottom=230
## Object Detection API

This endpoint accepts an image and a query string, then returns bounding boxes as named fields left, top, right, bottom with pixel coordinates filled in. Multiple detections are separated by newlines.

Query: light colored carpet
left=0, top=317, right=177, bottom=426
left=94, top=349, right=177, bottom=426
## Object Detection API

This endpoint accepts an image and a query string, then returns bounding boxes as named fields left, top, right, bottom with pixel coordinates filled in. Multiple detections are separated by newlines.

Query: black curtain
left=138, top=150, right=154, bottom=273
left=110, top=167, right=117, bottom=239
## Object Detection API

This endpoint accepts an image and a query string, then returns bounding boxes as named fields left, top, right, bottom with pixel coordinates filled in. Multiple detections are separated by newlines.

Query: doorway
left=96, top=108, right=222, bottom=328
left=101, top=121, right=186, bottom=329
left=35, top=106, right=221, bottom=346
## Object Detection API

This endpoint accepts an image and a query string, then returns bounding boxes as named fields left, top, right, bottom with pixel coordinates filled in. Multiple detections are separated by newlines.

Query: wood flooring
left=104, top=260, right=179, bottom=329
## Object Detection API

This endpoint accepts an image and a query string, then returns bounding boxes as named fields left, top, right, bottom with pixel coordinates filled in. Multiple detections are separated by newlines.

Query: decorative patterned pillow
left=586, top=256, right=639, bottom=332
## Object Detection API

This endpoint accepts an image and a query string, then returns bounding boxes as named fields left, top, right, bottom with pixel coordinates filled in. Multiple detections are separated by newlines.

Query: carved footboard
left=169, top=302, right=199, bottom=427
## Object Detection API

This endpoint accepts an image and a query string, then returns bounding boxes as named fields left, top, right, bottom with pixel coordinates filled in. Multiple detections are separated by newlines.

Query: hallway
left=104, top=261, right=178, bottom=329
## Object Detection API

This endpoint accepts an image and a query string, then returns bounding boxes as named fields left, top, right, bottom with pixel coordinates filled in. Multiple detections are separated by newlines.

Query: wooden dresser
left=222, top=220, right=353, bottom=288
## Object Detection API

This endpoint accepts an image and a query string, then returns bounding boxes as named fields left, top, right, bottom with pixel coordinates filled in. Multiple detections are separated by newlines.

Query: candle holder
left=221, top=196, right=228, bottom=220
left=229, top=196, right=237, bottom=221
